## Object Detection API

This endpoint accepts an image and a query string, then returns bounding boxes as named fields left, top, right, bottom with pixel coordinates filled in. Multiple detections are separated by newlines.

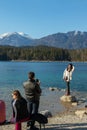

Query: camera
left=36, top=79, right=40, bottom=84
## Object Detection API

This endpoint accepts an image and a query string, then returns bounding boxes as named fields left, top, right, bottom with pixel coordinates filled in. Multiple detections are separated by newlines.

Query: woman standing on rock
left=63, top=63, right=75, bottom=96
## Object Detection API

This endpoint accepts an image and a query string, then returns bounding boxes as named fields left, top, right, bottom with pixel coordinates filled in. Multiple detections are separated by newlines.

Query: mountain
left=34, top=31, right=87, bottom=49
left=0, top=32, right=34, bottom=46
left=0, top=31, right=87, bottom=49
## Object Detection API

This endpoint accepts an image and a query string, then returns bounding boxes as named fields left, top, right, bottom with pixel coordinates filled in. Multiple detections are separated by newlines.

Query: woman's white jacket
left=63, top=66, right=74, bottom=82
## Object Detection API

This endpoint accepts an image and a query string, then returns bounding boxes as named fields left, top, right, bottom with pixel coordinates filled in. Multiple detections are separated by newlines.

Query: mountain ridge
left=0, top=31, right=87, bottom=49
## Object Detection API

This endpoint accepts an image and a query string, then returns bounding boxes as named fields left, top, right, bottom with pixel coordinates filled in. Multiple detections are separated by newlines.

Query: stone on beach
left=75, top=109, right=87, bottom=119
left=60, top=95, right=77, bottom=102
left=40, top=110, right=52, bottom=118
left=49, top=87, right=60, bottom=91
left=71, top=102, right=78, bottom=106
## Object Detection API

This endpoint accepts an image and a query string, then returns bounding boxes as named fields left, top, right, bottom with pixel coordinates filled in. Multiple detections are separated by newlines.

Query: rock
left=40, top=110, right=52, bottom=118
left=75, top=109, right=87, bottom=119
left=60, top=95, right=77, bottom=102
left=49, top=87, right=59, bottom=91
left=72, top=102, right=78, bottom=106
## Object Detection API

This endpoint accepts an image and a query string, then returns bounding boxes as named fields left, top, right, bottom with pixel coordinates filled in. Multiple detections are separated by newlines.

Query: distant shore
left=5, top=60, right=87, bottom=62
left=11, top=60, right=71, bottom=62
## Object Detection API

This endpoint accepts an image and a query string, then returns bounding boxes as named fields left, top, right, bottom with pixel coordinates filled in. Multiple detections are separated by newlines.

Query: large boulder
left=60, top=95, right=77, bottom=102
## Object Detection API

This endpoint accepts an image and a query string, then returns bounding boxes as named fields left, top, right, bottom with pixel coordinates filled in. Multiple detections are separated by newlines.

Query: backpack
left=31, top=113, right=48, bottom=124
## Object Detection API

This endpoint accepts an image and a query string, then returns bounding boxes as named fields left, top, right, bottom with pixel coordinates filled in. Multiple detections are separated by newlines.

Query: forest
left=0, top=45, right=87, bottom=61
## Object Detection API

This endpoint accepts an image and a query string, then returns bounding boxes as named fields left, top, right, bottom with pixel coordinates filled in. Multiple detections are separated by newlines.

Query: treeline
left=0, top=45, right=87, bottom=61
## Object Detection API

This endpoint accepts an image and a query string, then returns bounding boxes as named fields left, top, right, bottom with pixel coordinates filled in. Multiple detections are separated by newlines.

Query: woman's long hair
left=12, top=90, right=22, bottom=99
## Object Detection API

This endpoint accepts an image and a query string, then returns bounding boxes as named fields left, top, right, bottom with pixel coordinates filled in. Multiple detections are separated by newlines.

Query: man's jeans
left=27, top=100, right=39, bottom=128
left=27, top=100, right=39, bottom=115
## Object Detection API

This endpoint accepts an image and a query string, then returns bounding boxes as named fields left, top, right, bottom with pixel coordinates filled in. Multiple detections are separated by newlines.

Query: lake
left=0, top=61, right=87, bottom=119
left=0, top=61, right=87, bottom=92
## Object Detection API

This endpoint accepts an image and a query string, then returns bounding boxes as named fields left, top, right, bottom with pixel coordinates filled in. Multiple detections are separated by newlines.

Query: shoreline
left=1, top=60, right=87, bottom=63
left=3, top=88, right=87, bottom=120
left=1, top=88, right=87, bottom=130
left=40, top=88, right=87, bottom=114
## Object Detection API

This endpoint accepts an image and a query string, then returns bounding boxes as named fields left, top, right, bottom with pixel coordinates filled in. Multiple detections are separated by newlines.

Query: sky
left=0, top=0, right=87, bottom=38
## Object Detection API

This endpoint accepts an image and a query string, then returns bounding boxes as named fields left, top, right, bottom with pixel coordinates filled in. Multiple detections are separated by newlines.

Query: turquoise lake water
left=0, top=61, right=87, bottom=92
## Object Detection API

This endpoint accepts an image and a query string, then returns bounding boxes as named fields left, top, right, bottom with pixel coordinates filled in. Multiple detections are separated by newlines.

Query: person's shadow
left=44, top=123, right=87, bottom=130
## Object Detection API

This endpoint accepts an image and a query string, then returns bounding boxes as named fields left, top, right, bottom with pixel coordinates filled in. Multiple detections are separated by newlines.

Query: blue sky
left=0, top=0, right=87, bottom=38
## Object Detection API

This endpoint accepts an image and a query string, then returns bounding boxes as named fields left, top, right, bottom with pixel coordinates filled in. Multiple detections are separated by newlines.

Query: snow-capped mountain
left=0, top=31, right=87, bottom=49
left=0, top=32, right=34, bottom=46
left=0, top=32, right=32, bottom=39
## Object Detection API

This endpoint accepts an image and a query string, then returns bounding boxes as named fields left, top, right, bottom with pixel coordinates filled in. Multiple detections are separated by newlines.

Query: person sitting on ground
left=11, top=90, right=29, bottom=130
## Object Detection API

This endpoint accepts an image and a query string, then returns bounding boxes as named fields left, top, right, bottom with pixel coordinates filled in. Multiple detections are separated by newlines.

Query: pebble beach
left=1, top=115, right=87, bottom=130
left=1, top=88, right=87, bottom=130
